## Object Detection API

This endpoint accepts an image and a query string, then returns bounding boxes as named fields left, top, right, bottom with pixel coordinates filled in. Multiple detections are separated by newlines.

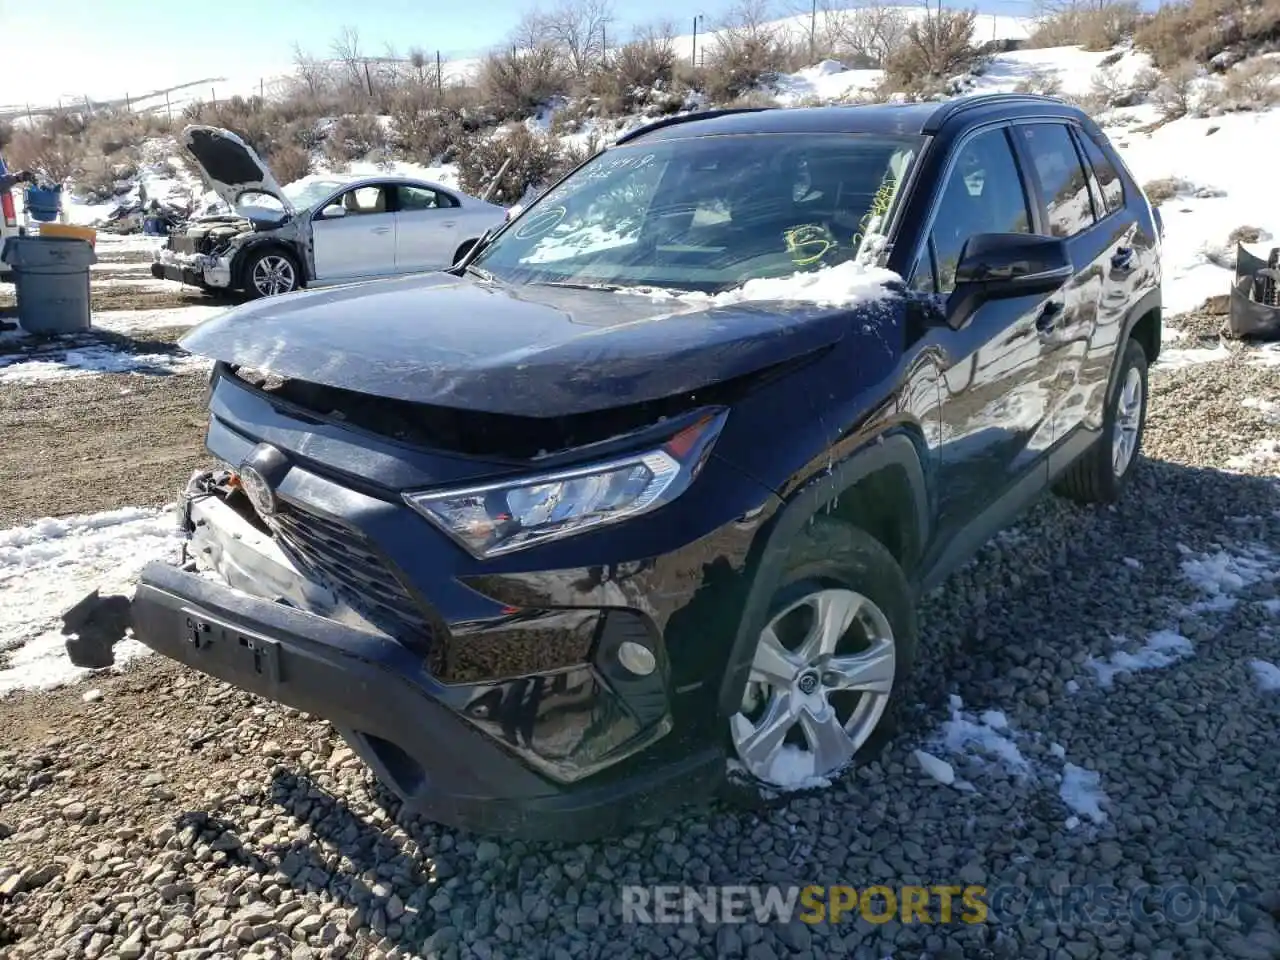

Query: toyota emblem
left=238, top=463, right=277, bottom=517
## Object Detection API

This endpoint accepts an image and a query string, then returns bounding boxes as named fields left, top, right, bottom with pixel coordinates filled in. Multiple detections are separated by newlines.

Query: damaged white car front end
left=154, top=242, right=236, bottom=289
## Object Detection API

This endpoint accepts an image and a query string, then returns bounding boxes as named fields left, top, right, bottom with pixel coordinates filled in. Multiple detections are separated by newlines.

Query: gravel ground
left=1, top=308, right=1278, bottom=960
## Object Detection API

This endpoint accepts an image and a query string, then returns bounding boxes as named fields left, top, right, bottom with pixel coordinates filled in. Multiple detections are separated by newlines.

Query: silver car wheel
left=252, top=254, right=297, bottom=297
left=1111, top=365, right=1144, bottom=478
left=729, top=587, right=896, bottom=787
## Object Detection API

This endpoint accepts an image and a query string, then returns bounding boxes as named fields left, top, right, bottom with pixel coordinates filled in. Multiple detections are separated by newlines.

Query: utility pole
left=436, top=50, right=443, bottom=94
left=691, top=14, right=703, bottom=68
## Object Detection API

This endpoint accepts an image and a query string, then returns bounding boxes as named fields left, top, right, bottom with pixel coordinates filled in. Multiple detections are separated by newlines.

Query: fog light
left=617, top=641, right=657, bottom=676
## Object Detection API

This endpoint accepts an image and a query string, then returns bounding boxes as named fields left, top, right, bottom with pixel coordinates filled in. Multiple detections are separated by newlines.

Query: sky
left=0, top=0, right=1052, bottom=109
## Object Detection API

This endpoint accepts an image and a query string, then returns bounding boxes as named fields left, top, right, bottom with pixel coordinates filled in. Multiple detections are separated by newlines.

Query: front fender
left=714, top=430, right=930, bottom=719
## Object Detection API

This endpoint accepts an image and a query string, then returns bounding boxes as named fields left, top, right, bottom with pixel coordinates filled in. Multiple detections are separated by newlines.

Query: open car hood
left=180, top=272, right=891, bottom=418
left=182, top=125, right=294, bottom=217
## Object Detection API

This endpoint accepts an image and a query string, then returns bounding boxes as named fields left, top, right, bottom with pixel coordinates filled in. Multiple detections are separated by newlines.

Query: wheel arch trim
left=715, top=430, right=930, bottom=718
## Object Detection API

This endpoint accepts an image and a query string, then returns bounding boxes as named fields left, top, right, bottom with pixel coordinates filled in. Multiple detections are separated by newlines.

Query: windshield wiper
left=529, top=279, right=627, bottom=292
left=466, top=264, right=496, bottom=282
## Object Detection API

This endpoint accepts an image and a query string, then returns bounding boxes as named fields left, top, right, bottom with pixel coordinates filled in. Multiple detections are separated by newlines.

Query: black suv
left=69, top=93, right=1162, bottom=840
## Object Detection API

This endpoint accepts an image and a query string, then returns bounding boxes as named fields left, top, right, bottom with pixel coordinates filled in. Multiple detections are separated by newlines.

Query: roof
left=615, top=94, right=1082, bottom=146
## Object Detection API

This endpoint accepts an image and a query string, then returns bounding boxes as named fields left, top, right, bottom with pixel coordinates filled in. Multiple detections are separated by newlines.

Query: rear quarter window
left=1075, top=131, right=1125, bottom=217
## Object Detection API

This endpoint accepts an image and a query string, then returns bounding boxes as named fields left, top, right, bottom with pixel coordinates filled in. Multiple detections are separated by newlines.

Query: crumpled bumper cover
left=154, top=248, right=232, bottom=288
left=62, top=473, right=724, bottom=840
left=126, top=560, right=722, bottom=839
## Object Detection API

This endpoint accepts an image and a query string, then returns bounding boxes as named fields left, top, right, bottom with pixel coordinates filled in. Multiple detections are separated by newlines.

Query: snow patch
left=913, top=749, right=956, bottom=786
left=640, top=262, right=902, bottom=309
left=1084, top=630, right=1194, bottom=687
left=1059, top=764, right=1109, bottom=826
left=1250, top=660, right=1280, bottom=692
left=937, top=695, right=1031, bottom=777
left=0, top=507, right=182, bottom=697
left=0, top=343, right=210, bottom=383
left=1180, top=544, right=1279, bottom=611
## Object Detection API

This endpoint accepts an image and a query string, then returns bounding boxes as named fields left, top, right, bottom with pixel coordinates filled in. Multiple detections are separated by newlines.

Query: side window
left=397, top=185, right=456, bottom=211
left=1015, top=123, right=1096, bottom=238
left=339, top=186, right=389, bottom=216
left=1074, top=130, right=1124, bottom=217
left=928, top=127, right=1032, bottom=294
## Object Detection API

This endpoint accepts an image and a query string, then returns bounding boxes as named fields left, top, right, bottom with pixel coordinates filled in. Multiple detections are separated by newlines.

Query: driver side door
left=311, top=184, right=397, bottom=282
left=912, top=124, right=1062, bottom=559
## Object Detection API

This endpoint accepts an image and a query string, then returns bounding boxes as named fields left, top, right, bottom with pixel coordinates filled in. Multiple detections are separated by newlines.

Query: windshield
left=472, top=132, right=920, bottom=294
left=282, top=178, right=347, bottom=210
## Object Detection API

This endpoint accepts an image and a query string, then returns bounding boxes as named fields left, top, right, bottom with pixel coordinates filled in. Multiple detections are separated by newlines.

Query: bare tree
left=330, top=25, right=366, bottom=92
left=292, top=43, right=331, bottom=97
left=511, top=9, right=549, bottom=52
left=841, top=4, right=909, bottom=66
left=537, top=0, right=615, bottom=76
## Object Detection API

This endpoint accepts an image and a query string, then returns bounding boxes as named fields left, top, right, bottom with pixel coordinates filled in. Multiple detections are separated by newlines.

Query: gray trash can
left=1, top=236, right=97, bottom=334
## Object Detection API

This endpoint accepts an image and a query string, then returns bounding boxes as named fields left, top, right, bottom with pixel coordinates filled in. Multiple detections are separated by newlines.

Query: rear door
left=392, top=185, right=462, bottom=272
left=311, top=183, right=397, bottom=281
left=1070, top=127, right=1148, bottom=449
left=910, top=124, right=1060, bottom=555
left=1010, top=122, right=1107, bottom=459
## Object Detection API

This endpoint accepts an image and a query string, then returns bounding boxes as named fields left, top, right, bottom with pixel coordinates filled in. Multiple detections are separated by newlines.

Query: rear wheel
left=243, top=248, right=300, bottom=299
left=1053, top=337, right=1149, bottom=504
left=724, top=518, right=916, bottom=801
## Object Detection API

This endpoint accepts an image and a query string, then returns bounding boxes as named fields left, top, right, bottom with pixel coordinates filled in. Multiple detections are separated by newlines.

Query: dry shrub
left=1014, top=68, right=1064, bottom=96
left=5, top=128, right=85, bottom=183
left=323, top=114, right=386, bottom=165
left=456, top=125, right=566, bottom=206
left=1135, top=0, right=1280, bottom=70
left=1150, top=62, right=1200, bottom=118
left=882, top=8, right=980, bottom=94
left=583, top=32, right=680, bottom=114
left=480, top=46, right=570, bottom=121
left=1221, top=57, right=1280, bottom=107
left=700, top=0, right=800, bottom=102
left=1142, top=177, right=1188, bottom=204
left=1028, top=2, right=1144, bottom=51
left=265, top=143, right=312, bottom=185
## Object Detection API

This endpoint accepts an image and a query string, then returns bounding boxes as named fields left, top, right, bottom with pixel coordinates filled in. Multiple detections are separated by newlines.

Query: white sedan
left=154, top=126, right=507, bottom=299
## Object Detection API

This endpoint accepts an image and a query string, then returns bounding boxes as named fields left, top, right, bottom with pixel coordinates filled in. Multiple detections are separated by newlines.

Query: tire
left=720, top=517, right=918, bottom=808
left=241, top=248, right=301, bottom=300
left=453, top=239, right=479, bottom=265
left=1053, top=337, right=1149, bottom=504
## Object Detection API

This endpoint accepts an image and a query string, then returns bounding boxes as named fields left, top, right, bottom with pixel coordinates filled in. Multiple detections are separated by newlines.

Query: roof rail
left=922, top=92, right=1068, bottom=134
left=613, top=107, right=773, bottom=145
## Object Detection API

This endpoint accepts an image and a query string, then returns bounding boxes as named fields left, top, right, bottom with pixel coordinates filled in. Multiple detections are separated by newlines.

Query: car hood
left=181, top=273, right=897, bottom=417
left=183, top=125, right=295, bottom=217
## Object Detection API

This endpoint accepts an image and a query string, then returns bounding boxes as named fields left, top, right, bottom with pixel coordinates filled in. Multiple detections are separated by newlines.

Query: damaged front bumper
left=63, top=471, right=723, bottom=839
left=152, top=248, right=232, bottom=289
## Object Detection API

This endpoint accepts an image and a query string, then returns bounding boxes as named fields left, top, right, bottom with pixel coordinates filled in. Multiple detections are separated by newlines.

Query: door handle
left=371, top=226, right=391, bottom=235
left=1036, top=300, right=1063, bottom=331
left=442, top=221, right=457, bottom=228
left=1111, top=246, right=1134, bottom=271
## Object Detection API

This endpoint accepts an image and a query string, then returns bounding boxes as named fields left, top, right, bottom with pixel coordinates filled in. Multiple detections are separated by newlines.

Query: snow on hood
left=182, top=125, right=294, bottom=217
left=630, top=261, right=903, bottom=309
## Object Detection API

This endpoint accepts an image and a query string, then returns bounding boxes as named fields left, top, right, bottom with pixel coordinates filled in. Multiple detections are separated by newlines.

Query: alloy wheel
left=252, top=255, right=297, bottom=296
left=1111, top=365, right=1143, bottom=478
left=729, top=587, right=896, bottom=787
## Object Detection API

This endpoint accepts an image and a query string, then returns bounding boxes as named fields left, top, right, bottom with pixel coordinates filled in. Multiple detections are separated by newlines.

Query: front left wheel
left=243, top=248, right=301, bottom=299
left=725, top=518, right=917, bottom=798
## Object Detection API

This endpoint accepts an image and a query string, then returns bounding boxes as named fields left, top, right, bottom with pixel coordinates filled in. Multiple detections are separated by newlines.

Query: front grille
left=267, top=502, right=433, bottom=651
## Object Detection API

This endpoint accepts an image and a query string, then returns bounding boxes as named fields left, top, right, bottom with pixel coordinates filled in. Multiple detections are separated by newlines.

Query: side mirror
left=947, top=233, right=1073, bottom=328
left=319, top=204, right=346, bottom=220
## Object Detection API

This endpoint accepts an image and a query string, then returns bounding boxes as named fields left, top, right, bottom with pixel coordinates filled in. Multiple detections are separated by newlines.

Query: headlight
left=404, top=411, right=727, bottom=558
